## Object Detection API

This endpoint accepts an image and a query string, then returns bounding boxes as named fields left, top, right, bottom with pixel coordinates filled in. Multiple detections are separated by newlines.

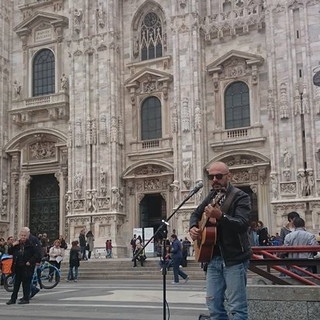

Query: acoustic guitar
left=194, top=191, right=225, bottom=263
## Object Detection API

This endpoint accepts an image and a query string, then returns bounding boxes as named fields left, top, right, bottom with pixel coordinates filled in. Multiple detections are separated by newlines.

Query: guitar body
left=194, top=224, right=217, bottom=263
left=194, top=192, right=224, bottom=263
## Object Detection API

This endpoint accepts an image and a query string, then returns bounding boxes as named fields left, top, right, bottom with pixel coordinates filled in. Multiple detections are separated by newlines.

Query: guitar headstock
left=211, top=190, right=226, bottom=206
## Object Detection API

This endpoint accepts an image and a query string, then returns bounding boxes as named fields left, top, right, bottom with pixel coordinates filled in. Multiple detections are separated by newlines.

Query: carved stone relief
left=29, top=141, right=56, bottom=160
left=181, top=98, right=190, bottom=133
left=1, top=181, right=8, bottom=217
left=74, top=172, right=83, bottom=198
left=75, top=119, right=83, bottom=147
left=74, top=9, right=83, bottom=34
left=267, top=88, right=275, bottom=119
left=310, top=202, right=320, bottom=229
left=65, top=191, right=72, bottom=215
left=314, top=85, right=320, bottom=114
left=182, top=160, right=192, bottom=189
left=194, top=100, right=202, bottom=131
left=280, top=182, right=296, bottom=194
left=297, top=169, right=308, bottom=197
left=171, top=103, right=178, bottom=133
left=110, top=187, right=123, bottom=211
left=270, top=172, right=278, bottom=200
left=170, top=180, right=180, bottom=205
left=279, top=83, right=289, bottom=119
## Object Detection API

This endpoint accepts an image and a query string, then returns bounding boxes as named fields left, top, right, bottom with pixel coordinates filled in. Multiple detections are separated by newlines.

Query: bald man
left=189, top=161, right=251, bottom=320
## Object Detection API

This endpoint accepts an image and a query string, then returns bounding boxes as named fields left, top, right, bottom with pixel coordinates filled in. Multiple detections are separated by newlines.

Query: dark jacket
left=79, top=234, right=86, bottom=247
left=190, top=184, right=252, bottom=266
left=8, top=239, right=38, bottom=273
left=69, top=247, right=81, bottom=268
left=171, top=238, right=182, bottom=259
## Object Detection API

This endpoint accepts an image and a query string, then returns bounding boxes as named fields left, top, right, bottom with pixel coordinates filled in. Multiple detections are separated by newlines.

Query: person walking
left=67, top=241, right=81, bottom=282
left=6, top=227, right=39, bottom=305
left=79, top=229, right=87, bottom=260
left=86, top=231, right=94, bottom=259
left=189, top=161, right=251, bottom=320
left=170, top=234, right=189, bottom=284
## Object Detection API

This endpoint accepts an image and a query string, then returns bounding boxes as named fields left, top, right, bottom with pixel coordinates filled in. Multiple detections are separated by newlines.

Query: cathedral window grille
left=225, top=81, right=250, bottom=129
left=32, top=49, right=55, bottom=97
left=141, top=96, right=162, bottom=140
left=140, top=12, right=163, bottom=61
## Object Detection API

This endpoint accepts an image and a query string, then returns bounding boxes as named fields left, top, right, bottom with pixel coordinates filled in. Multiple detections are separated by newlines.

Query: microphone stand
left=132, top=184, right=202, bottom=320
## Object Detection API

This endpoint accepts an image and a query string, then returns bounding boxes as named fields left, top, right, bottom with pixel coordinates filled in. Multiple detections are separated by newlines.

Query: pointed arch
left=131, top=1, right=166, bottom=61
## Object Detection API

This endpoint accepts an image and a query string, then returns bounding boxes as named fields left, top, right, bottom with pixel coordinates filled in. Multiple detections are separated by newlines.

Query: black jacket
left=190, top=184, right=252, bottom=266
left=8, top=239, right=38, bottom=272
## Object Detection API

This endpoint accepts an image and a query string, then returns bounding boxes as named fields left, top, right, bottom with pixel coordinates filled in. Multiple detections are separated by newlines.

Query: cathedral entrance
left=29, top=174, right=59, bottom=242
left=139, top=193, right=167, bottom=241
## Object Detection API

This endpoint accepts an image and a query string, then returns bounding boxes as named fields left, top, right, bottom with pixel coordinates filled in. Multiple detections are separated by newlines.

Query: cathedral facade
left=0, top=0, right=320, bottom=256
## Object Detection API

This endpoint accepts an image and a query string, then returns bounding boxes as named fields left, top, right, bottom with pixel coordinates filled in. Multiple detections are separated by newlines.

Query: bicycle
left=4, top=260, right=61, bottom=292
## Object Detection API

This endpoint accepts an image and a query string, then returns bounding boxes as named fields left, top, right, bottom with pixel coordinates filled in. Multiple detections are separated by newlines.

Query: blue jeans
left=172, top=257, right=188, bottom=283
left=206, top=256, right=249, bottom=320
left=67, top=266, right=79, bottom=280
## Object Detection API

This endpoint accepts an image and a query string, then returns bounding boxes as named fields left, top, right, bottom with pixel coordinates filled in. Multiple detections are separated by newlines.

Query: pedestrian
left=67, top=240, right=81, bottom=282
left=130, top=234, right=137, bottom=257
left=280, top=211, right=300, bottom=244
left=284, top=217, right=319, bottom=275
left=6, top=227, right=39, bottom=305
left=257, top=220, right=270, bottom=246
left=40, top=233, right=49, bottom=259
left=159, top=245, right=173, bottom=271
left=86, top=231, right=94, bottom=259
left=182, top=237, right=190, bottom=267
left=106, top=239, right=112, bottom=258
left=170, top=234, right=189, bottom=284
left=79, top=229, right=87, bottom=260
left=59, top=235, right=68, bottom=250
left=189, top=161, right=251, bottom=320
left=248, top=221, right=259, bottom=246
left=5, top=236, right=15, bottom=254
left=132, top=235, right=146, bottom=267
left=48, top=239, right=64, bottom=270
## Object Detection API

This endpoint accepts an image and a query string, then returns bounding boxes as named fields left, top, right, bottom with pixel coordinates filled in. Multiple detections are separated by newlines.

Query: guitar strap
left=219, top=186, right=241, bottom=215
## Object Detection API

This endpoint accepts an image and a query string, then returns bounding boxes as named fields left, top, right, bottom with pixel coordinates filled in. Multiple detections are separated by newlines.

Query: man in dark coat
left=6, top=227, right=40, bottom=305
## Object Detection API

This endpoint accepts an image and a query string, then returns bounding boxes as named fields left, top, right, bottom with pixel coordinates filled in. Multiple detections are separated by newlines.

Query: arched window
left=141, top=96, right=162, bottom=140
left=33, top=49, right=55, bottom=96
left=225, top=81, right=250, bottom=129
left=140, top=12, right=163, bottom=61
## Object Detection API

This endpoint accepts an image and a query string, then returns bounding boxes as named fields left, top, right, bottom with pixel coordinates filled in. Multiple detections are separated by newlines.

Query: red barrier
left=250, top=246, right=320, bottom=286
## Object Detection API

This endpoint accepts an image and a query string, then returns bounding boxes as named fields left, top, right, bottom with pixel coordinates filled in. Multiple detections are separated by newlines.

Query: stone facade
left=1, top=0, right=320, bottom=256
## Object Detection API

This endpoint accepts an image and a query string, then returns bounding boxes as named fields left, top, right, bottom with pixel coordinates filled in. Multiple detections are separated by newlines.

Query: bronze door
left=29, top=174, right=59, bottom=242
left=139, top=193, right=167, bottom=241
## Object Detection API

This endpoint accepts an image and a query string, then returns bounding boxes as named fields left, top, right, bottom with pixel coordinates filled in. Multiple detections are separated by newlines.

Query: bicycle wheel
left=39, top=265, right=60, bottom=289
left=4, top=274, right=14, bottom=292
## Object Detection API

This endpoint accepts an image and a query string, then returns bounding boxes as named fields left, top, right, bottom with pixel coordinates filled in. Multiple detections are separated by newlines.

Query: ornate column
left=19, top=173, right=31, bottom=231
left=55, top=170, right=67, bottom=237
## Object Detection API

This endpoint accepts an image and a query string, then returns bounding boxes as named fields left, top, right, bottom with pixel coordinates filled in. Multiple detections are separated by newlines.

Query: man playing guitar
left=189, top=161, right=251, bottom=320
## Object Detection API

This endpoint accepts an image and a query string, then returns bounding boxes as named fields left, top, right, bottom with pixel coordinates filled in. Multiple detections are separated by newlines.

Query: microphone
left=188, top=182, right=204, bottom=196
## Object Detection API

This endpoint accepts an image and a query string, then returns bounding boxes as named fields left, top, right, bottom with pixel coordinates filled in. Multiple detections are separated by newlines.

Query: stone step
left=59, top=258, right=206, bottom=280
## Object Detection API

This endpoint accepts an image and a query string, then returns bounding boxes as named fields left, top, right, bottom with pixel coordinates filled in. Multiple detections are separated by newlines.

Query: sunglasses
left=208, top=173, right=229, bottom=180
